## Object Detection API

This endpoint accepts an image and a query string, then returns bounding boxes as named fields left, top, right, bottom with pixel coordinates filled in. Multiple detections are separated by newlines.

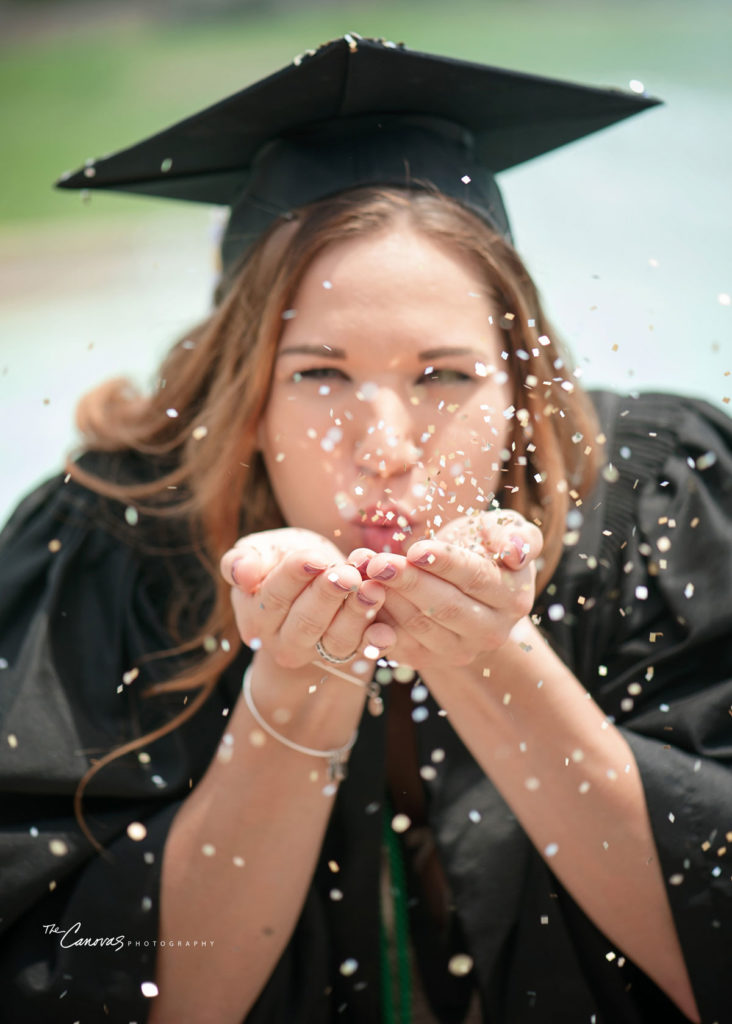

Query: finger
left=480, top=515, right=543, bottom=571
left=315, top=579, right=388, bottom=661
left=378, top=588, right=468, bottom=657
left=400, top=541, right=536, bottom=610
left=220, top=545, right=267, bottom=592
left=436, top=511, right=543, bottom=571
left=346, top=547, right=377, bottom=580
left=274, top=562, right=365, bottom=666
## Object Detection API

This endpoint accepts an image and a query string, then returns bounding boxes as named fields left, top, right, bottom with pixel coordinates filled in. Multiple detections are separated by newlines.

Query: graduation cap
left=56, top=34, right=660, bottom=270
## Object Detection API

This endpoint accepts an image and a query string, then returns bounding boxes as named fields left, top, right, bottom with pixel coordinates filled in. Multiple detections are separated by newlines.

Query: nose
left=354, top=386, right=422, bottom=478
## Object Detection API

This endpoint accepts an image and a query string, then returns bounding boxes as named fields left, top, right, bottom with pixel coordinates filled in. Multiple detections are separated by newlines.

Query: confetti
left=447, top=953, right=474, bottom=976
left=122, top=667, right=139, bottom=685
left=7, top=734, right=18, bottom=748
left=165, top=408, right=179, bottom=418
left=420, top=765, right=437, bottom=781
left=202, top=843, right=216, bottom=857
left=468, top=810, right=481, bottom=823
left=544, top=842, right=559, bottom=858
left=49, top=839, right=69, bottom=857
left=339, top=958, right=359, bottom=976
left=391, top=813, right=411, bottom=833
left=233, top=856, right=245, bottom=867
left=127, top=822, right=147, bottom=842
left=431, top=748, right=445, bottom=763
left=411, top=707, right=429, bottom=723
left=48, top=538, right=62, bottom=552
left=694, top=450, right=718, bottom=474
left=525, top=777, right=541, bottom=791
left=192, top=425, right=208, bottom=440
left=141, top=981, right=159, bottom=998
left=578, top=781, right=591, bottom=794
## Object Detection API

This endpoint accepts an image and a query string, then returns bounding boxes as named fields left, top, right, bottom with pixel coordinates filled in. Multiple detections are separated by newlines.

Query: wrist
left=243, top=648, right=368, bottom=750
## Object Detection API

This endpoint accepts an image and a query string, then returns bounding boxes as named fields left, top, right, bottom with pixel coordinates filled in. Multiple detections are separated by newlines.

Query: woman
left=1, top=36, right=730, bottom=1024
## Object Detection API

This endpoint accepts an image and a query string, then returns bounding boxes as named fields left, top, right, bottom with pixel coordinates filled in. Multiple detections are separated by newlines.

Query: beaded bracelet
left=242, top=664, right=359, bottom=782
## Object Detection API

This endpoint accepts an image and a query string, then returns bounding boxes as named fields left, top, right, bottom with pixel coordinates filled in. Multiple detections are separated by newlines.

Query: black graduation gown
left=0, top=391, right=730, bottom=1024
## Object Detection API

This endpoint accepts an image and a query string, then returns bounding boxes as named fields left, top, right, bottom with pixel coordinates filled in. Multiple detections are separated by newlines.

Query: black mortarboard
left=56, top=34, right=660, bottom=270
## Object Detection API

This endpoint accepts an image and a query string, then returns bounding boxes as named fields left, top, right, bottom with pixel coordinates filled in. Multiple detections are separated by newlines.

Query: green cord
left=381, top=801, right=412, bottom=1024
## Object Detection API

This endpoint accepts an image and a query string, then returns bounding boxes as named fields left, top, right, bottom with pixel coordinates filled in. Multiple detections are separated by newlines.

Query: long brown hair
left=70, top=188, right=601, bottom=840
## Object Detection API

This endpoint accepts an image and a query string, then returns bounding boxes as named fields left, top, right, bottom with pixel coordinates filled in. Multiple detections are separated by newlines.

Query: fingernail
left=372, top=564, right=396, bottom=581
left=510, top=535, right=528, bottom=565
left=411, top=550, right=436, bottom=566
left=356, top=591, right=378, bottom=606
left=304, top=562, right=327, bottom=575
left=327, top=571, right=354, bottom=591
left=349, top=557, right=371, bottom=579
left=231, top=558, right=242, bottom=584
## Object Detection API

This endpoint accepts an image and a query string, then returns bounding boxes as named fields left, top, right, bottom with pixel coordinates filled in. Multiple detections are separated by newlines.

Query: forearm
left=149, top=654, right=365, bottom=1024
left=422, top=619, right=700, bottom=1022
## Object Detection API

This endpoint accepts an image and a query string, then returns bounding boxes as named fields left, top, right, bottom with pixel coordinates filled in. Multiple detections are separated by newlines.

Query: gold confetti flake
left=7, top=733, right=18, bottom=748
left=391, top=813, right=411, bottom=833
left=232, top=856, right=245, bottom=867
left=201, top=843, right=216, bottom=857
left=122, top=667, right=139, bottom=685
left=192, top=425, right=208, bottom=440
left=48, top=539, right=62, bottom=553
left=328, top=860, right=340, bottom=873
left=127, top=822, right=147, bottom=842
left=49, top=838, right=69, bottom=857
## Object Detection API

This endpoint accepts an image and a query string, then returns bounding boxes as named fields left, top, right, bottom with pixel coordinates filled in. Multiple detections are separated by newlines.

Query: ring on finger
left=315, top=638, right=359, bottom=665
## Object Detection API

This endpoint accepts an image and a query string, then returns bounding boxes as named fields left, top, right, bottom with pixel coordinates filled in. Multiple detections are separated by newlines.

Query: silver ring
left=315, top=638, right=359, bottom=665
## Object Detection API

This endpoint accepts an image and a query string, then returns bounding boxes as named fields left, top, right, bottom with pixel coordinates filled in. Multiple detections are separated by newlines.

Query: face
left=258, top=222, right=514, bottom=556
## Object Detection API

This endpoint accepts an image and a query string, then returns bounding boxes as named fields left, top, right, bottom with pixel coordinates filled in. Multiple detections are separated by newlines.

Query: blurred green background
left=1, top=0, right=730, bottom=524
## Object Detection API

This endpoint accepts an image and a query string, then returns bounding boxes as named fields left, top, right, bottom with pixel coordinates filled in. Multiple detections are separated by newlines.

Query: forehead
left=282, top=224, right=501, bottom=351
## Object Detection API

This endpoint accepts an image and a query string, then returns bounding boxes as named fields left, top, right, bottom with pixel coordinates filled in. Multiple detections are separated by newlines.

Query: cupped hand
left=219, top=528, right=395, bottom=670
left=358, top=510, right=543, bottom=672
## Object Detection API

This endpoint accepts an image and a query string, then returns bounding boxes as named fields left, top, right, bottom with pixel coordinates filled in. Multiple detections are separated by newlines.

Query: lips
left=356, top=504, right=416, bottom=555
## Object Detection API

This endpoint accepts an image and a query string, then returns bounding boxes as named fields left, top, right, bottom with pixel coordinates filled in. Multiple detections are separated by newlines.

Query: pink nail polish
left=373, top=564, right=396, bottom=581
left=231, top=558, right=242, bottom=584
left=510, top=535, right=528, bottom=565
left=303, top=562, right=327, bottom=574
left=356, top=591, right=378, bottom=606
left=411, top=550, right=435, bottom=566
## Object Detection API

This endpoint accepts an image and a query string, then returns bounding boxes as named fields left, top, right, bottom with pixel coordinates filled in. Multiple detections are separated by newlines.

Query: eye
left=418, top=367, right=473, bottom=384
left=293, top=366, right=350, bottom=382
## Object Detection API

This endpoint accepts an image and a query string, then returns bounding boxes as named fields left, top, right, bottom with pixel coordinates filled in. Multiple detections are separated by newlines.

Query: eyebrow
left=277, top=344, right=486, bottom=360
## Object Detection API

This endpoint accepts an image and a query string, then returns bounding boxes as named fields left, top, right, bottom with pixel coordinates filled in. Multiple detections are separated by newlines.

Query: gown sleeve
left=542, top=391, right=732, bottom=1023
left=0, top=468, right=235, bottom=1023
